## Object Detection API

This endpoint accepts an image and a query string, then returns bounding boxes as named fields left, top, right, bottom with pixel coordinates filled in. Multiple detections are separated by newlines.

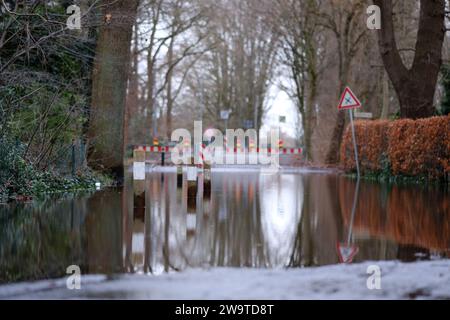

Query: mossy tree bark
left=88, top=0, right=139, bottom=178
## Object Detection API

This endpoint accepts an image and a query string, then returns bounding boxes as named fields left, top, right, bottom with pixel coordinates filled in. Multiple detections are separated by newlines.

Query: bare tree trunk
left=304, top=28, right=318, bottom=162
left=380, top=71, right=390, bottom=119
left=88, top=0, right=139, bottom=177
left=325, top=112, right=346, bottom=164
left=304, top=83, right=316, bottom=162
left=325, top=68, right=349, bottom=164
left=374, top=0, right=445, bottom=119
left=166, top=31, right=175, bottom=139
left=317, top=1, right=366, bottom=164
left=147, top=59, right=155, bottom=138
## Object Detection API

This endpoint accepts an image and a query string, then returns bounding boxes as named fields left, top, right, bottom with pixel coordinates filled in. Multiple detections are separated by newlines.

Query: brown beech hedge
left=340, top=115, right=450, bottom=179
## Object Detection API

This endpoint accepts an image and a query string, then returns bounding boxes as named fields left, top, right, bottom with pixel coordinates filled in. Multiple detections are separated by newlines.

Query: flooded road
left=0, top=169, right=449, bottom=284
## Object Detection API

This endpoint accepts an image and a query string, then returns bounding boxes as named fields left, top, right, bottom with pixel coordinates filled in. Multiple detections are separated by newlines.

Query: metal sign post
left=348, top=109, right=360, bottom=179
left=336, top=87, right=362, bottom=264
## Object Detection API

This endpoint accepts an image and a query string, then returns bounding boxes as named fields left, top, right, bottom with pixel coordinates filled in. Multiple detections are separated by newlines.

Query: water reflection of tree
left=289, top=175, right=343, bottom=267
left=163, top=175, right=170, bottom=272
left=85, top=190, right=123, bottom=274
left=209, top=174, right=268, bottom=268
left=288, top=176, right=312, bottom=267
left=0, top=195, right=90, bottom=283
left=125, top=172, right=342, bottom=271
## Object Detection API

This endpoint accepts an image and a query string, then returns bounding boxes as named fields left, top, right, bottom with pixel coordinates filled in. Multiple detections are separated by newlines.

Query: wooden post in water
left=199, top=143, right=211, bottom=198
left=186, top=157, right=197, bottom=239
left=203, top=162, right=211, bottom=198
left=161, top=150, right=165, bottom=166
left=133, top=149, right=146, bottom=221
left=187, top=161, right=197, bottom=210
left=177, top=165, right=183, bottom=188
left=186, top=206, right=196, bottom=239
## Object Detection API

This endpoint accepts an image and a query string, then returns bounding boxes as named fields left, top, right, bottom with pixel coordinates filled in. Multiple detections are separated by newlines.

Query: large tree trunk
left=374, top=0, right=445, bottom=119
left=325, top=112, right=346, bottom=164
left=87, top=0, right=139, bottom=178
left=124, top=24, right=140, bottom=154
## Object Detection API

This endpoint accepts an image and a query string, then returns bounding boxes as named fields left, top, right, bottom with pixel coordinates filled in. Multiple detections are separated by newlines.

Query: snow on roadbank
left=1, top=260, right=449, bottom=300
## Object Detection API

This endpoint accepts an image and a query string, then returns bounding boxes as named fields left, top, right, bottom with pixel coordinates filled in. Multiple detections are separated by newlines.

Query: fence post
left=133, top=148, right=146, bottom=221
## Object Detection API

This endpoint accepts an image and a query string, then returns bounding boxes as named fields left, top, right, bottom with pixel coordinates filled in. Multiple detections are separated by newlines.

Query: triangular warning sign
left=338, top=87, right=361, bottom=110
left=337, top=243, right=359, bottom=264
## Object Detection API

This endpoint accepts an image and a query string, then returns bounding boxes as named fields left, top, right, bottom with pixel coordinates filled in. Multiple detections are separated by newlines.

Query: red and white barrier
left=134, top=146, right=303, bottom=155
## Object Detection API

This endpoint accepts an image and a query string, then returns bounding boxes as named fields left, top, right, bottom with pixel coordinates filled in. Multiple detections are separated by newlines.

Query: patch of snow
left=1, top=261, right=448, bottom=300
left=0, top=275, right=106, bottom=300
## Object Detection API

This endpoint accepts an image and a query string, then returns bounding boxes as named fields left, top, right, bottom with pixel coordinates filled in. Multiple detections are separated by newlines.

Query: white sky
left=261, top=85, right=299, bottom=140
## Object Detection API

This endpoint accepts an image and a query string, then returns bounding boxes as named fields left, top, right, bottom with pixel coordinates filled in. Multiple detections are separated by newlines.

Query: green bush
left=0, top=138, right=111, bottom=201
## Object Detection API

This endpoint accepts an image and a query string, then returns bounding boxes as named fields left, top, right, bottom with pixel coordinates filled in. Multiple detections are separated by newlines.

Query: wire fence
left=53, top=140, right=87, bottom=176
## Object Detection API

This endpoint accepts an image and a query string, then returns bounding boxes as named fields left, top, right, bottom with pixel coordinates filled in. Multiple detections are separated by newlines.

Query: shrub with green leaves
left=0, top=137, right=111, bottom=201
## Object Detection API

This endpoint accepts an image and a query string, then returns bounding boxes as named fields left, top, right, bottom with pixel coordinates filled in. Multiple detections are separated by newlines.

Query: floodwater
left=0, top=169, right=449, bottom=283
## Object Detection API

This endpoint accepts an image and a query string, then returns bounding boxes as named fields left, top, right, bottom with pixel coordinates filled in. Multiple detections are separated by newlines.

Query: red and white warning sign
left=337, top=243, right=359, bottom=263
left=338, top=87, right=361, bottom=110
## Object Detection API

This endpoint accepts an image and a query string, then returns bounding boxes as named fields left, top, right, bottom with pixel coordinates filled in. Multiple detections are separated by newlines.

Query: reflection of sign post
left=337, top=243, right=359, bottom=263
left=337, top=174, right=361, bottom=264
left=338, top=87, right=361, bottom=178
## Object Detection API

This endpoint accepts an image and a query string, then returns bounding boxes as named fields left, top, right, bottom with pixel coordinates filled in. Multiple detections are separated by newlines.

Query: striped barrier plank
left=134, top=146, right=302, bottom=155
